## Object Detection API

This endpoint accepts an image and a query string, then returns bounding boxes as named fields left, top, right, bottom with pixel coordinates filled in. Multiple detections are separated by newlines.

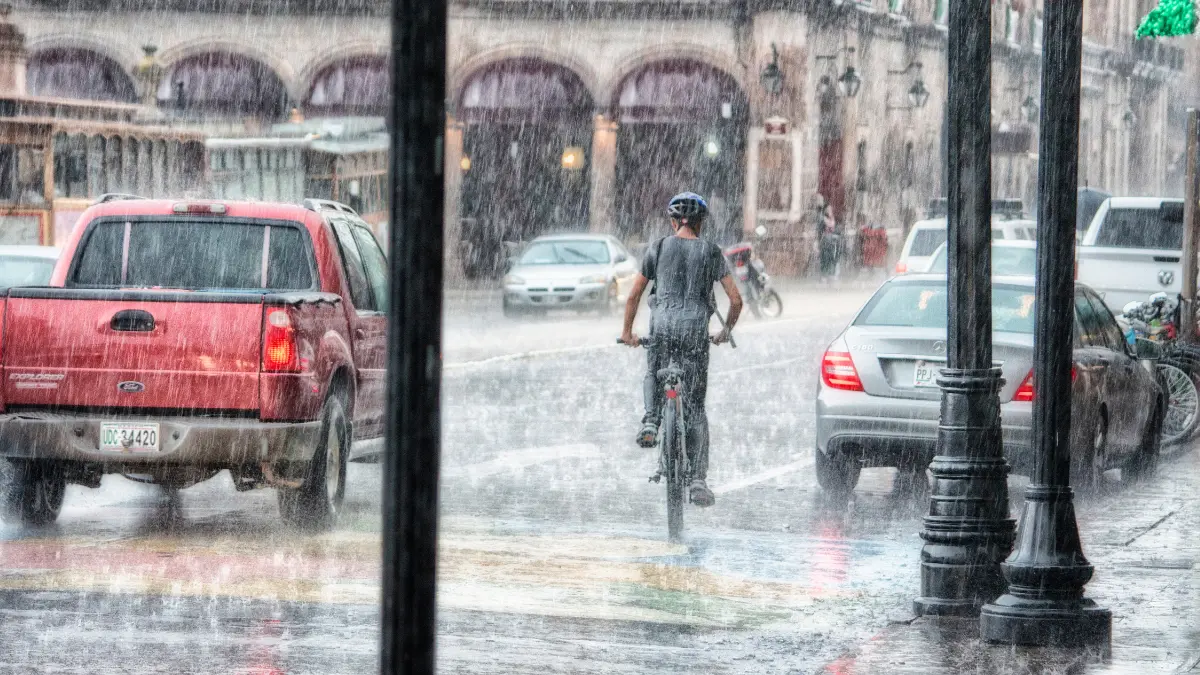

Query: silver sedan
left=815, top=274, right=1164, bottom=498
left=502, top=234, right=638, bottom=317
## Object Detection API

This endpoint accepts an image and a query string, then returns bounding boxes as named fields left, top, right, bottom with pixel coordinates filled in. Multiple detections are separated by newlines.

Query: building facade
left=7, top=0, right=1194, bottom=276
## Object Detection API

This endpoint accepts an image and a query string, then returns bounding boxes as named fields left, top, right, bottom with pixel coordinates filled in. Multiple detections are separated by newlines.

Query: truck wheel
left=279, top=394, right=349, bottom=530
left=3, top=460, right=66, bottom=526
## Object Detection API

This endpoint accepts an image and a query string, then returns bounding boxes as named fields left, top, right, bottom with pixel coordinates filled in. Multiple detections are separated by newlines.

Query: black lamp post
left=760, top=43, right=784, bottom=96
left=907, top=77, right=930, bottom=109
left=980, top=0, right=1112, bottom=647
left=838, top=65, right=863, bottom=98
left=913, top=0, right=1016, bottom=618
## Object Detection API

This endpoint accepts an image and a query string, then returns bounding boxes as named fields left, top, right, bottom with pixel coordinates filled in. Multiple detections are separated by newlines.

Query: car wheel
left=1074, top=411, right=1107, bottom=494
left=3, top=459, right=66, bottom=526
left=815, top=448, right=861, bottom=500
left=600, top=282, right=618, bottom=316
left=279, top=393, right=350, bottom=531
left=1125, top=397, right=1163, bottom=483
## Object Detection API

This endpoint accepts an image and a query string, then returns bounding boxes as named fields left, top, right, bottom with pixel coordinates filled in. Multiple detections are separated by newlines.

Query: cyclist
left=620, top=191, right=743, bottom=507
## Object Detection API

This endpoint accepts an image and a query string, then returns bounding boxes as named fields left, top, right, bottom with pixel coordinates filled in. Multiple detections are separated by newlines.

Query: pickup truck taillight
left=263, top=308, right=300, bottom=373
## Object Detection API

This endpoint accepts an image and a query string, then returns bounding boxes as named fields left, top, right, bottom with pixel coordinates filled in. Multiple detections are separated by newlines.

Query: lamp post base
left=980, top=595, right=1111, bottom=647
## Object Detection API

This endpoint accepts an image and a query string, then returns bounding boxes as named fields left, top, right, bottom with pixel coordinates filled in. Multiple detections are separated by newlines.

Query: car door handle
left=1096, top=357, right=1111, bottom=366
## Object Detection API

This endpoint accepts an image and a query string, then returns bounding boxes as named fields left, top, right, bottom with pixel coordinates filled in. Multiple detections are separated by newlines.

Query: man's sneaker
left=690, top=479, right=715, bottom=507
left=636, top=422, right=658, bottom=448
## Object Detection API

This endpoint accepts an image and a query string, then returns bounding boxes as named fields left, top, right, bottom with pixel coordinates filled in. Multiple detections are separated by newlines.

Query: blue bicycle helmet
left=667, top=192, right=708, bottom=220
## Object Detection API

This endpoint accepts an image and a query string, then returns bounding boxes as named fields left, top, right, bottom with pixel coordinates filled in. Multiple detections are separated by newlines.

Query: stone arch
left=297, top=42, right=387, bottom=89
left=450, top=45, right=601, bottom=115
left=157, top=49, right=290, bottom=119
left=25, top=34, right=138, bottom=70
left=27, top=46, right=138, bottom=102
left=601, top=46, right=747, bottom=111
left=302, top=52, right=388, bottom=117
left=157, top=39, right=295, bottom=91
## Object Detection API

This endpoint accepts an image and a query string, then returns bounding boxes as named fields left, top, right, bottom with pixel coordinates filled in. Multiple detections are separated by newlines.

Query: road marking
left=442, top=443, right=601, bottom=479
left=713, top=458, right=815, bottom=496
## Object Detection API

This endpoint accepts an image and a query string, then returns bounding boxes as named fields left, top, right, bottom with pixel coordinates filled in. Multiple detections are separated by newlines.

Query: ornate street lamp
left=1021, top=95, right=1039, bottom=123
left=907, top=77, right=930, bottom=108
left=760, top=44, right=784, bottom=96
left=838, top=65, right=863, bottom=98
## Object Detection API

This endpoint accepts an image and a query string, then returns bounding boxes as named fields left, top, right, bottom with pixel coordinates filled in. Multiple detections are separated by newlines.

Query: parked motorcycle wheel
left=758, top=290, right=783, bottom=318
left=1158, top=359, right=1200, bottom=445
left=745, top=286, right=762, bottom=319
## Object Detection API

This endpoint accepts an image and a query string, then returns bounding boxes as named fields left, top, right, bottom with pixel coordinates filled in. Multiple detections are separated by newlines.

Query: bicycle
left=619, top=334, right=728, bottom=542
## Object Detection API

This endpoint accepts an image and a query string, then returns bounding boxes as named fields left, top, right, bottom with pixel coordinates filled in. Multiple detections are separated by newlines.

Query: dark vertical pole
left=382, top=0, right=446, bottom=673
left=980, top=0, right=1111, bottom=647
left=914, top=0, right=1015, bottom=617
left=1178, top=109, right=1199, bottom=344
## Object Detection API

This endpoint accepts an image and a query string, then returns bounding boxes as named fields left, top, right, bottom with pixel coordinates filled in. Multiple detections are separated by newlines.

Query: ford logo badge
left=117, top=381, right=145, bottom=393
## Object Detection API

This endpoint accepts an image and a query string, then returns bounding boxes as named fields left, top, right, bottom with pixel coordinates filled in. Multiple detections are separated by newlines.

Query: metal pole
left=1178, top=109, right=1199, bottom=343
left=980, top=0, right=1111, bottom=647
left=381, top=0, right=446, bottom=672
left=913, top=0, right=1014, bottom=617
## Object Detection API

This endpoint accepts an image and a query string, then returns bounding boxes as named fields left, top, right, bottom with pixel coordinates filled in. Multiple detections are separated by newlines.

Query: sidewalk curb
left=820, top=616, right=1105, bottom=674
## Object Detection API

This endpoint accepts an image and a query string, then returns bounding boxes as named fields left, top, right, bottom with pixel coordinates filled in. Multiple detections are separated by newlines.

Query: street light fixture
left=815, top=45, right=861, bottom=98
left=1021, top=95, right=1039, bottom=123
left=907, top=77, right=931, bottom=108
left=838, top=65, right=863, bottom=98
left=760, top=44, right=785, bottom=96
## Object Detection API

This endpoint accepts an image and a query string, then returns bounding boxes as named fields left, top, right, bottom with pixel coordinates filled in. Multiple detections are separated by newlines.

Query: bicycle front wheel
left=661, top=398, right=685, bottom=542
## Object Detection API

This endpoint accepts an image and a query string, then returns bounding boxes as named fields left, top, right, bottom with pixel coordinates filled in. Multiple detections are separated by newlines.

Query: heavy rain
left=0, top=0, right=1197, bottom=673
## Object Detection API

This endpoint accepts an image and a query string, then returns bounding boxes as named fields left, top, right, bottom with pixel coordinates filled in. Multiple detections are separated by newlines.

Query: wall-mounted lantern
left=815, top=45, right=861, bottom=99
left=886, top=61, right=930, bottom=110
left=561, top=146, right=584, bottom=170
left=1021, top=95, right=1039, bottom=123
left=760, top=44, right=785, bottom=96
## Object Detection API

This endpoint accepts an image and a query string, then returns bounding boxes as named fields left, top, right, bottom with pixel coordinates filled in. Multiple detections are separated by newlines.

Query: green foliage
left=1136, top=0, right=1196, bottom=38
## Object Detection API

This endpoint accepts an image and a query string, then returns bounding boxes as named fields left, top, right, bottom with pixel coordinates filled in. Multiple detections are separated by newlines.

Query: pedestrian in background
left=818, top=204, right=842, bottom=286
left=800, top=193, right=826, bottom=277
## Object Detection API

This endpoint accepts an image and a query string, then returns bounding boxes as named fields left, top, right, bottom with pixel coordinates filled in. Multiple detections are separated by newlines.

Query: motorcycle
left=1120, top=292, right=1200, bottom=445
left=722, top=225, right=783, bottom=319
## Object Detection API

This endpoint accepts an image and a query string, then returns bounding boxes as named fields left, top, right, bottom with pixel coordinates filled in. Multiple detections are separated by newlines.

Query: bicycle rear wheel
left=661, top=397, right=685, bottom=542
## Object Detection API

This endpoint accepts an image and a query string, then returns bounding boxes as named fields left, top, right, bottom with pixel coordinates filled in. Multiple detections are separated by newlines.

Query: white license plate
left=913, top=361, right=939, bottom=388
left=100, top=423, right=161, bottom=453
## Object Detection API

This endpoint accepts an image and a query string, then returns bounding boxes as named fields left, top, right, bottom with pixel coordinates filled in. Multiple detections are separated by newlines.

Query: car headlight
left=504, top=274, right=525, bottom=285
left=578, top=274, right=607, bottom=284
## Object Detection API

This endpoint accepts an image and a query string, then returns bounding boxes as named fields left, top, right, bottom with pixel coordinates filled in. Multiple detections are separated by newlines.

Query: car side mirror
left=1135, top=337, right=1162, bottom=361
left=614, top=253, right=628, bottom=264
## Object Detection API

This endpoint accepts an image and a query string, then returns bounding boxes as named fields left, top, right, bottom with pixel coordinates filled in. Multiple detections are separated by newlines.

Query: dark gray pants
left=642, top=325, right=711, bottom=482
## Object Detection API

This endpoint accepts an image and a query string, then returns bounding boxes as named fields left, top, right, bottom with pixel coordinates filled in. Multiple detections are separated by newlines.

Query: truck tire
left=279, top=394, right=350, bottom=530
left=3, top=460, right=66, bottom=526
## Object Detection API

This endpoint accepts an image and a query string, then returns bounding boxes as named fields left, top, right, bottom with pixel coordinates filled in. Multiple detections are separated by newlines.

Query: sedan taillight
left=822, top=350, right=864, bottom=391
left=1013, top=365, right=1077, bottom=402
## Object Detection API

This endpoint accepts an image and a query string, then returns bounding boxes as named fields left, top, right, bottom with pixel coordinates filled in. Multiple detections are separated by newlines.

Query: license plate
left=913, top=361, right=939, bottom=388
left=100, top=423, right=161, bottom=453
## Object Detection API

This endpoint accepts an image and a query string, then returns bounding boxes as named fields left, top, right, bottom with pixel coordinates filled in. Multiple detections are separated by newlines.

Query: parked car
left=1076, top=197, right=1184, bottom=314
left=926, top=239, right=1037, bottom=277
left=0, top=197, right=386, bottom=529
left=895, top=217, right=1037, bottom=275
left=0, top=245, right=59, bottom=287
left=815, top=274, right=1164, bottom=500
left=502, top=233, right=638, bottom=317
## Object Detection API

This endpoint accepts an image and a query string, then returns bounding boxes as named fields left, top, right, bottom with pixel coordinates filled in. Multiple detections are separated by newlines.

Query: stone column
left=744, top=126, right=763, bottom=235
left=589, top=113, right=618, bottom=233
left=443, top=118, right=464, bottom=282
left=0, top=5, right=27, bottom=97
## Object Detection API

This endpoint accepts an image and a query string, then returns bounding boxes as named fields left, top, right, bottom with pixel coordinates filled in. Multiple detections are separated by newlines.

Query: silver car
left=926, top=239, right=1037, bottom=276
left=815, top=274, right=1164, bottom=497
left=0, top=245, right=59, bottom=287
left=502, top=234, right=638, bottom=317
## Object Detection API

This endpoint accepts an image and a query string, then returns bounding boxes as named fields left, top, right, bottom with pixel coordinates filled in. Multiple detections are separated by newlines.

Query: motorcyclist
left=620, top=192, right=743, bottom=507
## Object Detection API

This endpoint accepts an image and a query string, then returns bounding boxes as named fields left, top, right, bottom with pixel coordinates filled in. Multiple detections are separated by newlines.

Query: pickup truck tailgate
left=1076, top=246, right=1180, bottom=311
left=3, top=289, right=263, bottom=411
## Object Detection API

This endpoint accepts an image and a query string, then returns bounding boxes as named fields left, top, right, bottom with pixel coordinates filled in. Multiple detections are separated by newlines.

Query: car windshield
left=518, top=240, right=610, bottom=265
left=909, top=228, right=948, bottom=256
left=0, top=256, right=55, bottom=287
left=929, top=246, right=1037, bottom=276
left=856, top=281, right=1037, bottom=333
left=1094, top=207, right=1183, bottom=249
left=71, top=220, right=313, bottom=290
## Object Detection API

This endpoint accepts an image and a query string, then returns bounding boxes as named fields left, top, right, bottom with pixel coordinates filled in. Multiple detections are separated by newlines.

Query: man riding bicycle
left=620, top=192, right=743, bottom=507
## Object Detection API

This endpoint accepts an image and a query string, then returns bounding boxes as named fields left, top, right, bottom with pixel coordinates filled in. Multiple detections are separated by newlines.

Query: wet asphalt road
left=0, top=283, right=1188, bottom=674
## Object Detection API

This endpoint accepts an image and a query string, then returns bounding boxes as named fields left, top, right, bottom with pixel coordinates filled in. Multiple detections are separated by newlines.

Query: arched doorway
left=304, top=55, right=388, bottom=117
left=457, top=58, right=593, bottom=277
left=27, top=48, right=137, bottom=102
left=613, top=60, right=748, bottom=245
left=158, top=52, right=288, bottom=119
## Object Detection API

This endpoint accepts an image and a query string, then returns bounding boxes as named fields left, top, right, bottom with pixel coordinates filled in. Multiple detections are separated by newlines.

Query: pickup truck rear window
left=1094, top=208, right=1183, bottom=249
left=72, top=220, right=314, bottom=290
left=908, top=229, right=948, bottom=256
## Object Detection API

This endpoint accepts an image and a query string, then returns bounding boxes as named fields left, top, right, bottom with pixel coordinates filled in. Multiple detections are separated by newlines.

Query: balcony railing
left=1131, top=35, right=1185, bottom=71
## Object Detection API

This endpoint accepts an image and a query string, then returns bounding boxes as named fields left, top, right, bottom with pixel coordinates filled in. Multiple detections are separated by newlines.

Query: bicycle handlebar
left=616, top=336, right=729, bottom=347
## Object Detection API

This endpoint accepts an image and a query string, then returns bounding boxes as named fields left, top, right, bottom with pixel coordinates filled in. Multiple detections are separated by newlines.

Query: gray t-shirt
left=642, top=235, right=729, bottom=326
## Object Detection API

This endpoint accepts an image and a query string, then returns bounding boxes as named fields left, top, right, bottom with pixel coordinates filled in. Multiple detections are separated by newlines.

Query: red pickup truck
left=0, top=198, right=387, bottom=528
